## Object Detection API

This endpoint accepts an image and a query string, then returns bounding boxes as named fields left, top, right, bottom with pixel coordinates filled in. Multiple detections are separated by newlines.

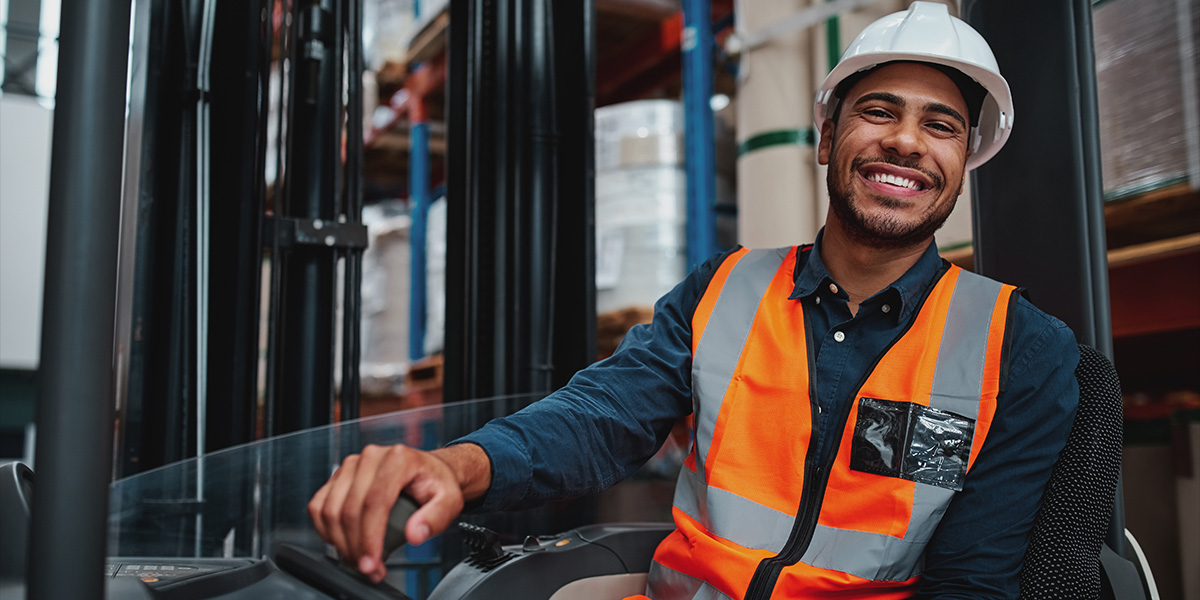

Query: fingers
left=308, top=454, right=360, bottom=559
left=358, top=555, right=387, bottom=583
left=307, top=443, right=468, bottom=583
left=349, top=446, right=415, bottom=583
left=355, top=446, right=412, bottom=565
left=307, top=478, right=331, bottom=540
left=339, top=444, right=390, bottom=566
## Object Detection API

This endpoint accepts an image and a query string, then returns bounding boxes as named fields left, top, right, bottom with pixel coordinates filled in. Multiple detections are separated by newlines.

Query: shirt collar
left=789, top=228, right=946, bottom=315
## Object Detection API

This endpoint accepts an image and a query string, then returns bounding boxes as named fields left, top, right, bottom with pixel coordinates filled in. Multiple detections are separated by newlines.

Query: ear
left=817, top=120, right=835, bottom=165
left=957, top=148, right=973, bottom=195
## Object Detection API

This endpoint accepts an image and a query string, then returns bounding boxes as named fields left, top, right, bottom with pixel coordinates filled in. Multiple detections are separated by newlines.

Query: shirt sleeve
left=453, top=250, right=735, bottom=513
left=914, top=296, right=1080, bottom=599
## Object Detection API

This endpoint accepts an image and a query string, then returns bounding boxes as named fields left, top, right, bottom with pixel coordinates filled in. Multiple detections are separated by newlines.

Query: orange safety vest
left=644, top=246, right=1016, bottom=600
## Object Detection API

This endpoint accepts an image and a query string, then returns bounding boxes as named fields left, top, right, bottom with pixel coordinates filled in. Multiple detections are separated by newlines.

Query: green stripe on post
left=937, top=240, right=973, bottom=253
left=738, top=128, right=816, bottom=157
left=826, top=8, right=841, bottom=74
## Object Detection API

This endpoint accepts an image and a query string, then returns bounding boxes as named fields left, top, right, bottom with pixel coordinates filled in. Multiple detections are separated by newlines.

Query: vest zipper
left=743, top=310, right=831, bottom=600
left=743, top=459, right=830, bottom=599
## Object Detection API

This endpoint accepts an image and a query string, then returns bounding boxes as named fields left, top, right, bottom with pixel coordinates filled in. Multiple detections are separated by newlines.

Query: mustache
left=850, top=155, right=944, bottom=190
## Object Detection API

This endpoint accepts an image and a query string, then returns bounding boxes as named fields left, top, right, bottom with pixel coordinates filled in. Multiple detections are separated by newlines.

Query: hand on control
left=308, top=443, right=488, bottom=583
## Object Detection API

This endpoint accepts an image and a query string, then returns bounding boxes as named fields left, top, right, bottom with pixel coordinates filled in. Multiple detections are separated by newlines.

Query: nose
left=880, top=118, right=926, bottom=158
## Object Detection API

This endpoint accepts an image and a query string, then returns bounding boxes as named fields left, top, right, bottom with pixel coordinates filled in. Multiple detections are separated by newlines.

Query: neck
left=819, top=218, right=932, bottom=315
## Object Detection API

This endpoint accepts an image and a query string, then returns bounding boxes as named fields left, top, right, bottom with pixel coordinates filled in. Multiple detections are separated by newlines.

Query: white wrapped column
left=736, top=0, right=820, bottom=248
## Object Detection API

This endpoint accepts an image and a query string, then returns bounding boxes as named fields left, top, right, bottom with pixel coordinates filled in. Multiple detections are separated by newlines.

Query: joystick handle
left=382, top=493, right=420, bottom=558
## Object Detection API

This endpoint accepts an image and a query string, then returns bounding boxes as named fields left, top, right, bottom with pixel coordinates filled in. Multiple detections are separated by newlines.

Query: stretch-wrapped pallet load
left=363, top=0, right=416, bottom=67
left=423, top=196, right=447, bottom=357
left=1094, top=0, right=1200, bottom=199
left=359, top=201, right=411, bottom=399
left=594, top=100, right=735, bottom=320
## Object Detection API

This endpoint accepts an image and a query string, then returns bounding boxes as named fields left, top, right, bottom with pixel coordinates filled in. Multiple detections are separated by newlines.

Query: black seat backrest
left=1019, top=343, right=1124, bottom=599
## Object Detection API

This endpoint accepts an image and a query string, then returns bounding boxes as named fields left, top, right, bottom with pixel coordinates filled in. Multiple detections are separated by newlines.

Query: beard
left=827, top=154, right=959, bottom=250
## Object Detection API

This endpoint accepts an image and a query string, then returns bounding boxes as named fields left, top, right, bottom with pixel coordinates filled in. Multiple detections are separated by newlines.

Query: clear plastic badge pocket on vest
left=849, top=397, right=975, bottom=491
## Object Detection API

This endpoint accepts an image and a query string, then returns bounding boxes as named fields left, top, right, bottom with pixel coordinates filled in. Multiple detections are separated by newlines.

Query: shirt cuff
left=449, top=423, right=532, bottom=513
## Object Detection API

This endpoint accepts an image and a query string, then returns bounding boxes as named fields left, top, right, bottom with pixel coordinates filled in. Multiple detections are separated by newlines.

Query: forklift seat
left=1020, top=344, right=1156, bottom=600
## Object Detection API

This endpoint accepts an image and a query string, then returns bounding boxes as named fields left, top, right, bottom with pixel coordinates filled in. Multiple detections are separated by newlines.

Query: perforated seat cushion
left=1019, top=344, right=1123, bottom=599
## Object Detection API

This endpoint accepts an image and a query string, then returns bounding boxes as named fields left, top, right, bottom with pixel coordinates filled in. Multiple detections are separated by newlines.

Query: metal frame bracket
left=266, top=216, right=368, bottom=249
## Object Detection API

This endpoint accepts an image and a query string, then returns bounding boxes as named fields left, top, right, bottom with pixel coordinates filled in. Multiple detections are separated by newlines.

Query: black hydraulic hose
left=340, top=0, right=364, bottom=422
left=263, top=0, right=294, bottom=441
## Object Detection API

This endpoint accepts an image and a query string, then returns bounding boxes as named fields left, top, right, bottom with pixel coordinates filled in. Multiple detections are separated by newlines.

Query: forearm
left=451, top=250, right=732, bottom=513
left=455, top=359, right=690, bottom=512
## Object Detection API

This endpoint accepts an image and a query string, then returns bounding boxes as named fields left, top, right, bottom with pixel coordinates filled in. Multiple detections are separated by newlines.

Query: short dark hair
left=829, top=61, right=987, bottom=127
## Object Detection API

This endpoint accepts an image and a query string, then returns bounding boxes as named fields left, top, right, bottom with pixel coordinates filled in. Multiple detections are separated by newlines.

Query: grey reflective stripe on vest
left=802, top=491, right=945, bottom=581
left=929, top=270, right=1006, bottom=419
left=673, top=464, right=796, bottom=553
left=648, top=561, right=734, bottom=600
left=691, top=247, right=789, bottom=476
left=799, top=269, right=1007, bottom=582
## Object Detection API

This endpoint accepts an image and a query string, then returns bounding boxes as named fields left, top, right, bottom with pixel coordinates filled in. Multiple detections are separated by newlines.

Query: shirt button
left=814, top=296, right=821, bottom=305
left=881, top=304, right=891, bottom=314
left=834, top=331, right=846, bottom=342
left=829, top=283, right=839, bottom=294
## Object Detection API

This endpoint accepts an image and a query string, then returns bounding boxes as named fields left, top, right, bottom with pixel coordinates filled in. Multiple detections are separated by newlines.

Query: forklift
left=0, top=0, right=1160, bottom=598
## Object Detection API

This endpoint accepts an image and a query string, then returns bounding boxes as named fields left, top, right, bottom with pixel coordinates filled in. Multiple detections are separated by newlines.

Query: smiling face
left=818, top=62, right=973, bottom=250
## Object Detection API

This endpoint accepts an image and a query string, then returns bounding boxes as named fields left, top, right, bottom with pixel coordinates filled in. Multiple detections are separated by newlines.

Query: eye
left=862, top=108, right=893, bottom=120
left=925, top=120, right=961, bottom=135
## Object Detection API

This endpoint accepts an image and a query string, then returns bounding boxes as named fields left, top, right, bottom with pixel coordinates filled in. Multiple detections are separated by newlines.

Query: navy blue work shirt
left=456, top=230, right=1079, bottom=599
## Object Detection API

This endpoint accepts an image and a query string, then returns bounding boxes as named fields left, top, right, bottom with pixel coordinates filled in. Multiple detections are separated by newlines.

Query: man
left=309, top=3, right=1079, bottom=598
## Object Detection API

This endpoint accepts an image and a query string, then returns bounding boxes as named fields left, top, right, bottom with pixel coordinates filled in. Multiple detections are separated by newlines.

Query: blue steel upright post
left=682, top=0, right=719, bottom=268
left=409, top=117, right=430, bottom=362
left=406, top=98, right=436, bottom=599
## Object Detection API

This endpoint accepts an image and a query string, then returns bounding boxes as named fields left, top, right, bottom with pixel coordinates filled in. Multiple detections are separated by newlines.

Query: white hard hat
left=813, top=1, right=1014, bottom=171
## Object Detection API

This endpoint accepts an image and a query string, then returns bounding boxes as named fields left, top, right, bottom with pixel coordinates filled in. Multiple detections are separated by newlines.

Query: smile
left=864, top=172, right=925, bottom=191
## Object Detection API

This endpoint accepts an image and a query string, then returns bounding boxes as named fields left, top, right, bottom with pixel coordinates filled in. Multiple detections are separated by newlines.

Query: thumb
left=410, top=490, right=461, bottom=540
left=405, top=486, right=463, bottom=545
left=406, top=518, right=436, bottom=546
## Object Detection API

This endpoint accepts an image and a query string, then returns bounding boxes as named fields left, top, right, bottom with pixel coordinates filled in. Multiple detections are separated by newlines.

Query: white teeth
left=867, top=172, right=921, bottom=190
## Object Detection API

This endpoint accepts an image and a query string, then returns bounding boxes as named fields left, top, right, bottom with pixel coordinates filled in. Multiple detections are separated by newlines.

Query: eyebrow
left=924, top=102, right=968, bottom=129
left=853, top=91, right=968, bottom=129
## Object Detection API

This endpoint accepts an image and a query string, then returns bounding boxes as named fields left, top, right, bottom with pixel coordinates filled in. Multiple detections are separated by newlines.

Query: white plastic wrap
left=594, top=100, right=737, bottom=314
left=1094, top=0, right=1200, bottom=198
left=595, top=100, right=686, bottom=147
left=595, top=167, right=688, bottom=314
left=359, top=201, right=411, bottom=389
left=362, top=0, right=416, bottom=69
left=424, top=196, right=447, bottom=356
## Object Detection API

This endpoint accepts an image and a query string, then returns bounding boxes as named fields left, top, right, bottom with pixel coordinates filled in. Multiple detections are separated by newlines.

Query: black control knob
left=382, top=494, right=420, bottom=558
left=458, top=523, right=515, bottom=571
